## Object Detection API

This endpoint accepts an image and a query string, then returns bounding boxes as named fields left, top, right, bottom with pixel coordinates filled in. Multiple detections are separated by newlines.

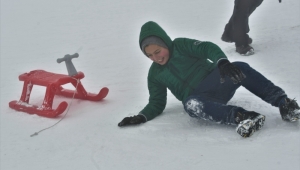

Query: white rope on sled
left=30, top=78, right=80, bottom=137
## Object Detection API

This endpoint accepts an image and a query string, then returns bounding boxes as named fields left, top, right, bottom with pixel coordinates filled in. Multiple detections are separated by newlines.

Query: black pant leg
left=223, top=0, right=263, bottom=46
left=231, top=0, right=252, bottom=46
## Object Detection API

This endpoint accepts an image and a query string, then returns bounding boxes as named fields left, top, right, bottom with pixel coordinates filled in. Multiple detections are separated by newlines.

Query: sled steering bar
left=57, top=53, right=79, bottom=76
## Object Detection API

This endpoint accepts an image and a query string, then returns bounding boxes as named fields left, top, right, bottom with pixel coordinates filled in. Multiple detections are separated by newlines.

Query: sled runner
left=9, top=53, right=109, bottom=118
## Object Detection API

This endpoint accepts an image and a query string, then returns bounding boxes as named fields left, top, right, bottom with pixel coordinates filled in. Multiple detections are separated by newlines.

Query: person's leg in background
left=221, top=0, right=264, bottom=55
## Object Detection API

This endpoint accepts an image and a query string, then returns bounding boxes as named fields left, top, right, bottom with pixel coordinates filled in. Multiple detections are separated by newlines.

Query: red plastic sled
left=9, top=70, right=109, bottom=118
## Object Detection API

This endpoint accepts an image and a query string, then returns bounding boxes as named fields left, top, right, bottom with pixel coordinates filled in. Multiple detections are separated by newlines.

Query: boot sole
left=236, top=115, right=266, bottom=138
left=282, top=112, right=300, bottom=122
left=238, top=49, right=254, bottom=56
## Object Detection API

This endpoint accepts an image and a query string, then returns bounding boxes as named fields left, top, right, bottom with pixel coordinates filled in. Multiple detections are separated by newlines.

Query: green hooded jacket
left=138, top=21, right=227, bottom=121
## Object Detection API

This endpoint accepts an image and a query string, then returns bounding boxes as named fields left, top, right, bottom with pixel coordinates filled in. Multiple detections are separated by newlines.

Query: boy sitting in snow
left=118, top=21, right=300, bottom=137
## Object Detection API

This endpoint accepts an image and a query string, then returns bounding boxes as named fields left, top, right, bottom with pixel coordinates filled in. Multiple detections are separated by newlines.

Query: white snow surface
left=1, top=0, right=300, bottom=170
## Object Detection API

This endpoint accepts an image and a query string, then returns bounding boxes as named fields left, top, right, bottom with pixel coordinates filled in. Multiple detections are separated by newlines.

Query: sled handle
left=57, top=53, right=79, bottom=76
left=57, top=53, right=79, bottom=63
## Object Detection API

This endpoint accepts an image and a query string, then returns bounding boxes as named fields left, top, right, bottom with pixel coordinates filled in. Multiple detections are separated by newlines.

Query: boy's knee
left=184, top=97, right=205, bottom=118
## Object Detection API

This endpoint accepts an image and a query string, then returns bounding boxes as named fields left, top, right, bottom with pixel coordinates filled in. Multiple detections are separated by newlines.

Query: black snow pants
left=223, top=0, right=263, bottom=47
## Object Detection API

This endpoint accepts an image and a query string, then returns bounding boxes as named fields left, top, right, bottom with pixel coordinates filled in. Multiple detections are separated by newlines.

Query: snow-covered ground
left=1, top=0, right=299, bottom=170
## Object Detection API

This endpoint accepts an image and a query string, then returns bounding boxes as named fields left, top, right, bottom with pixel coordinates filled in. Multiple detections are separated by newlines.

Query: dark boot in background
left=236, top=45, right=254, bottom=56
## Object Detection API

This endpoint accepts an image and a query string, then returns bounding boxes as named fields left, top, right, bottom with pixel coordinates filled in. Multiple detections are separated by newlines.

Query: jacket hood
left=139, top=21, right=173, bottom=52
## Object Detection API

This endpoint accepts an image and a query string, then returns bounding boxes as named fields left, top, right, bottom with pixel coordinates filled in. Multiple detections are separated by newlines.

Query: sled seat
left=18, top=70, right=84, bottom=86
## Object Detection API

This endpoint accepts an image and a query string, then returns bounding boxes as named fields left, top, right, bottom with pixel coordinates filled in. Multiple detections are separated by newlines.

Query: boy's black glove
left=118, top=115, right=146, bottom=127
left=218, top=60, right=246, bottom=84
left=279, top=0, right=281, bottom=3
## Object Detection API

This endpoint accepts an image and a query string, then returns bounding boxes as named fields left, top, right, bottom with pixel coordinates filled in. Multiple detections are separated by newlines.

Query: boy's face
left=145, top=44, right=170, bottom=65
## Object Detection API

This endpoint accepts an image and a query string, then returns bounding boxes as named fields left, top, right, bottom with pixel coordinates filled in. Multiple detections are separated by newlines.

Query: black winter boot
left=235, top=111, right=266, bottom=138
left=248, top=37, right=253, bottom=45
left=221, top=32, right=233, bottom=43
left=236, top=45, right=254, bottom=56
left=279, top=98, right=300, bottom=122
left=221, top=34, right=253, bottom=45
